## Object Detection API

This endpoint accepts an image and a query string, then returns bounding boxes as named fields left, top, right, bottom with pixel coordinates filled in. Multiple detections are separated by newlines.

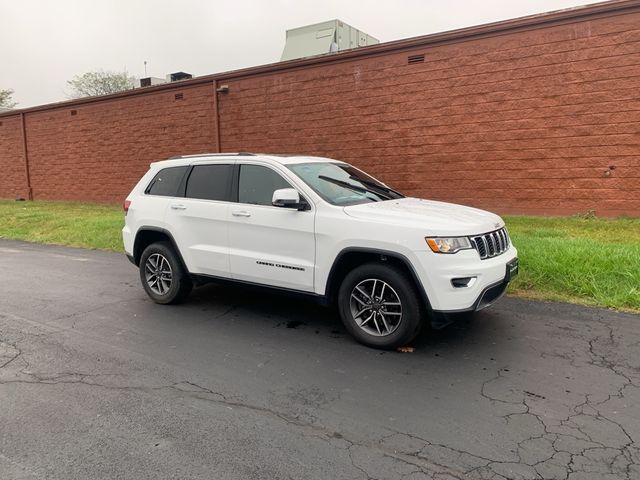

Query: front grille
left=471, top=227, right=510, bottom=260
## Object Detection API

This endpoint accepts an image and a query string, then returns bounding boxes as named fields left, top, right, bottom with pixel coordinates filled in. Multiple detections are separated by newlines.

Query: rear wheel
left=337, top=263, right=423, bottom=349
left=139, top=242, right=192, bottom=304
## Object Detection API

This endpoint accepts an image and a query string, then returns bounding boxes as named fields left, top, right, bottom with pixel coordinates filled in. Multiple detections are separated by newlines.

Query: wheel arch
left=133, top=227, right=188, bottom=273
left=324, top=247, right=433, bottom=313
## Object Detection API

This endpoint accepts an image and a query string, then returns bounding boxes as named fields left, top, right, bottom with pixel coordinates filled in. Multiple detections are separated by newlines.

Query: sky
left=1, top=0, right=605, bottom=108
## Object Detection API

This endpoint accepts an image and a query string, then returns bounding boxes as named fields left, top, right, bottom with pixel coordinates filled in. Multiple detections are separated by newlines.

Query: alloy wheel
left=349, top=278, right=402, bottom=336
left=144, top=253, right=173, bottom=295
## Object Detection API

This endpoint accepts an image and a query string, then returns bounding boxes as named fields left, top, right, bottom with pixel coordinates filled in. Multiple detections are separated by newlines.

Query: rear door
left=141, top=165, right=190, bottom=221
left=227, top=163, right=316, bottom=292
left=165, top=161, right=234, bottom=277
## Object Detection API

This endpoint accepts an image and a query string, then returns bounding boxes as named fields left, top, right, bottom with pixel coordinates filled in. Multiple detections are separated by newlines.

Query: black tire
left=337, top=262, right=423, bottom=350
left=139, top=241, right=192, bottom=305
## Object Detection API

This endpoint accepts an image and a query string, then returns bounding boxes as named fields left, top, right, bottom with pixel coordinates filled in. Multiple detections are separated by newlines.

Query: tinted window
left=185, top=164, right=233, bottom=201
left=238, top=165, right=292, bottom=206
left=146, top=166, right=188, bottom=196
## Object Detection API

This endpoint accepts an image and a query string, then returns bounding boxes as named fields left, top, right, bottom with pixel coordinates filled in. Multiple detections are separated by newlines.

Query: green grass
left=0, top=200, right=638, bottom=312
left=0, top=200, right=124, bottom=251
left=505, top=215, right=640, bottom=312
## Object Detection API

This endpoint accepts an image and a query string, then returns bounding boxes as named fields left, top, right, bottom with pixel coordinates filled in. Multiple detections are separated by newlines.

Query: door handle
left=232, top=210, right=251, bottom=217
left=170, top=204, right=187, bottom=210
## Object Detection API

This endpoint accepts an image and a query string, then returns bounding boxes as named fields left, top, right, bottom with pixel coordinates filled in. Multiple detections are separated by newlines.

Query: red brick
left=1, top=8, right=639, bottom=216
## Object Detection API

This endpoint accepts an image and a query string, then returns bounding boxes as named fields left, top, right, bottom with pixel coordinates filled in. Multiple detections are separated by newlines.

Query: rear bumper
left=122, top=225, right=134, bottom=257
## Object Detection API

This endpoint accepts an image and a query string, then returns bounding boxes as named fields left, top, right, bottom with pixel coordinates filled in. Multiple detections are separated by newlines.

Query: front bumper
left=428, top=257, right=518, bottom=329
left=461, top=256, right=518, bottom=313
left=411, top=245, right=518, bottom=312
left=474, top=279, right=509, bottom=311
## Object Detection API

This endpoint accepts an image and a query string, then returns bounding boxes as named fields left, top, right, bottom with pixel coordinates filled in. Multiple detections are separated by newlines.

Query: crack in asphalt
left=385, top=316, right=640, bottom=480
left=0, top=343, right=21, bottom=370
left=1, top=306, right=639, bottom=479
left=0, top=346, right=467, bottom=480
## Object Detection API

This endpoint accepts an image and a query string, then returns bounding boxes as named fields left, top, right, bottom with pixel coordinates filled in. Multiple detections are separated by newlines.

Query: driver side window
left=238, top=164, right=292, bottom=206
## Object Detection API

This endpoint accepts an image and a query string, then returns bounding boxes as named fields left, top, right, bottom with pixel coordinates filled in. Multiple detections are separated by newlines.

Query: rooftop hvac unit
left=138, top=77, right=167, bottom=88
left=281, top=19, right=379, bottom=61
left=166, top=72, right=193, bottom=82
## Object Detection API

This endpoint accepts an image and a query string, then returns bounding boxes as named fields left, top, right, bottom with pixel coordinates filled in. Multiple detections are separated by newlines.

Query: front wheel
left=139, top=242, right=192, bottom=304
left=337, top=263, right=423, bottom=349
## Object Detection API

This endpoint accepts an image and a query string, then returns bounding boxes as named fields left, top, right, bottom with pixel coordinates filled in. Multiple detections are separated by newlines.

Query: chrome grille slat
left=471, top=227, right=510, bottom=260
left=487, top=234, right=495, bottom=256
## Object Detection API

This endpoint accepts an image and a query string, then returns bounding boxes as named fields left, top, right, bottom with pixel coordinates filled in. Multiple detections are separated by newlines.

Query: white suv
left=123, top=153, right=518, bottom=349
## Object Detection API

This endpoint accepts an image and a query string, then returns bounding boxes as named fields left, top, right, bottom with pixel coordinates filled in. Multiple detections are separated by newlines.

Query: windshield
left=288, top=162, right=404, bottom=206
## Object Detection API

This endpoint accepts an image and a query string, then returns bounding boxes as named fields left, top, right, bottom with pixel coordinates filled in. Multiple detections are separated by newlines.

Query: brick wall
left=219, top=11, right=640, bottom=216
left=1, top=2, right=639, bottom=215
left=20, top=84, right=217, bottom=202
left=0, top=115, right=27, bottom=199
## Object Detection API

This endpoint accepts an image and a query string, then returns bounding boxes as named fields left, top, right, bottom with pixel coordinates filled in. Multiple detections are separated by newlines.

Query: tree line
left=1, top=70, right=137, bottom=109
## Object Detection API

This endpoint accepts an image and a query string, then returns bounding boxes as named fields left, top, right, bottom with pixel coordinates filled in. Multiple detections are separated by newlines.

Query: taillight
left=123, top=199, right=131, bottom=215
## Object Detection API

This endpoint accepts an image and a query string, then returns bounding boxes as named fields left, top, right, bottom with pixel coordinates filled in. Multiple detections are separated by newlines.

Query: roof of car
left=150, top=153, right=342, bottom=168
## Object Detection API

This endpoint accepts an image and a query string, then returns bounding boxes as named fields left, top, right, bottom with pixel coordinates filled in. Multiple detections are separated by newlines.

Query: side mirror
left=272, top=188, right=308, bottom=210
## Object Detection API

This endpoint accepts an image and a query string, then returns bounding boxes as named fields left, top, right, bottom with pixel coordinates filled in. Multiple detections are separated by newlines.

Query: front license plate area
left=505, top=258, right=519, bottom=282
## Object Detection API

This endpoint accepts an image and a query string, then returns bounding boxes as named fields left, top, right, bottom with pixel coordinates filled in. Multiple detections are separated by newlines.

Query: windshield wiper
left=349, top=176, right=404, bottom=198
left=318, top=175, right=389, bottom=200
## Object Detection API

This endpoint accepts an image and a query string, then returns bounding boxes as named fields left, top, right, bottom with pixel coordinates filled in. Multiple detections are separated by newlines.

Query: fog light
left=451, top=277, right=476, bottom=288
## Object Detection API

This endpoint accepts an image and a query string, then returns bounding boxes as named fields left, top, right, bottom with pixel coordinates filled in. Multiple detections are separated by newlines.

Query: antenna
left=144, top=61, right=147, bottom=77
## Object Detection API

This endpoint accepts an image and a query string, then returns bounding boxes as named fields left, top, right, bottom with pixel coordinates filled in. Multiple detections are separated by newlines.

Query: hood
left=343, top=198, right=504, bottom=236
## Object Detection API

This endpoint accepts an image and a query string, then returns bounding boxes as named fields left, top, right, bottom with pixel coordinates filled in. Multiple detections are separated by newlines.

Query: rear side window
left=238, top=164, right=292, bottom=206
left=146, top=166, right=188, bottom=196
left=185, top=164, right=233, bottom=201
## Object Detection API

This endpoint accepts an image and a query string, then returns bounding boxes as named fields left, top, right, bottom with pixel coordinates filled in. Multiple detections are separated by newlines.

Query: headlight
left=426, top=236, right=472, bottom=254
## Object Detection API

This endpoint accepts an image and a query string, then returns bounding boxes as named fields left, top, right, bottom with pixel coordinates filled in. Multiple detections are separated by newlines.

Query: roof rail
left=167, top=152, right=256, bottom=160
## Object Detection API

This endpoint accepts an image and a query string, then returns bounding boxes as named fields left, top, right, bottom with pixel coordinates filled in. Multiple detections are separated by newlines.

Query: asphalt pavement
left=0, top=239, right=638, bottom=480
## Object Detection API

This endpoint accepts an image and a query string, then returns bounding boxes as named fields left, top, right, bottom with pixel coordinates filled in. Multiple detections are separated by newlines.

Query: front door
left=227, top=163, right=315, bottom=292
